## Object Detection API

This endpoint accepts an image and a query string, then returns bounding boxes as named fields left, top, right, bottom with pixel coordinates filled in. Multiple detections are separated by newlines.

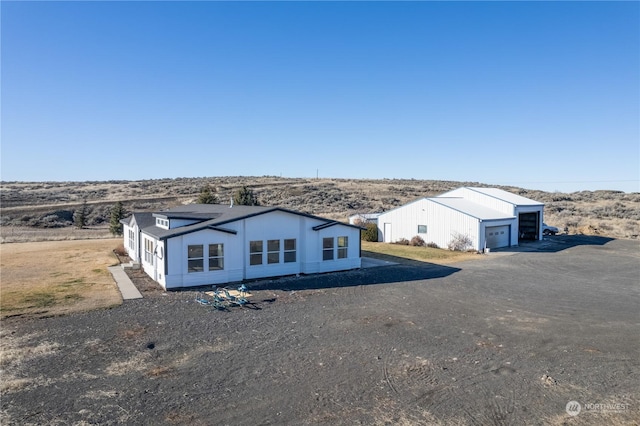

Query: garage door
left=485, top=226, right=510, bottom=249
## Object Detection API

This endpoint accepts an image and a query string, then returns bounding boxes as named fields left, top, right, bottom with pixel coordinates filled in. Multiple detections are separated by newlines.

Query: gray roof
left=120, top=212, right=156, bottom=228
left=140, top=204, right=362, bottom=240
left=153, top=204, right=273, bottom=222
left=428, top=197, right=515, bottom=221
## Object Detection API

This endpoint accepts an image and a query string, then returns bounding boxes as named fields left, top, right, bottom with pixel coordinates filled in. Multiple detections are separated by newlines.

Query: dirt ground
left=1, top=235, right=638, bottom=425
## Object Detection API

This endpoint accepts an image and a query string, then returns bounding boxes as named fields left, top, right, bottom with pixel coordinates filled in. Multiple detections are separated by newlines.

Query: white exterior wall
left=423, top=201, right=482, bottom=251
left=303, top=224, right=361, bottom=275
left=155, top=210, right=361, bottom=290
left=377, top=199, right=483, bottom=250
left=122, top=222, right=138, bottom=262
left=164, top=229, right=243, bottom=289
left=243, top=211, right=304, bottom=280
left=377, top=199, right=429, bottom=244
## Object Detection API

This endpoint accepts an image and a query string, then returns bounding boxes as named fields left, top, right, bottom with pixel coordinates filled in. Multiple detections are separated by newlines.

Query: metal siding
left=378, top=199, right=431, bottom=243
left=378, top=199, right=482, bottom=250
left=424, top=200, right=481, bottom=250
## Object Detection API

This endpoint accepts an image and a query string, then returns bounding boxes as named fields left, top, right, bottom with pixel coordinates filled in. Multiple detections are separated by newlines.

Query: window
left=188, top=245, right=204, bottom=273
left=209, top=244, right=224, bottom=270
left=338, top=236, right=348, bottom=259
left=144, top=239, right=154, bottom=264
left=323, top=237, right=334, bottom=261
left=267, top=239, right=280, bottom=264
left=250, top=240, right=263, bottom=265
left=284, top=239, right=296, bottom=263
left=129, top=229, right=135, bottom=250
left=417, top=225, right=427, bottom=234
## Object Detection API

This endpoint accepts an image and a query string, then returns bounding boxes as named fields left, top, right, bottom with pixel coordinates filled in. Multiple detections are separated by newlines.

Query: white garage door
left=485, top=226, right=510, bottom=249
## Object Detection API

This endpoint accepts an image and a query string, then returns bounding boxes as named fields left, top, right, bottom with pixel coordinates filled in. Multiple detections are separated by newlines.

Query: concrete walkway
left=108, top=266, right=143, bottom=300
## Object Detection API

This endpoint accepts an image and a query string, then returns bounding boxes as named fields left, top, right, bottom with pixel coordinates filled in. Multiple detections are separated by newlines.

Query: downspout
left=164, top=239, right=168, bottom=277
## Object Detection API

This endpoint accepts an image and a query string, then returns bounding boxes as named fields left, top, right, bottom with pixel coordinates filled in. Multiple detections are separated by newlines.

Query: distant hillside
left=1, top=177, right=638, bottom=242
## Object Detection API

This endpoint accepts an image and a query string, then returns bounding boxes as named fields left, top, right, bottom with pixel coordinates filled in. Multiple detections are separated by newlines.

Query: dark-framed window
left=418, top=225, right=427, bottom=234
left=284, top=239, right=296, bottom=263
left=250, top=240, right=263, bottom=266
left=267, top=239, right=280, bottom=264
left=337, top=236, right=348, bottom=259
left=209, top=243, right=224, bottom=271
left=323, top=237, right=334, bottom=261
left=188, top=245, right=204, bottom=272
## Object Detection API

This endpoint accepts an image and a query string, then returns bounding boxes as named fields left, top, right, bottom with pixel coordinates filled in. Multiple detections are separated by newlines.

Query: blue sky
left=2, top=1, right=638, bottom=193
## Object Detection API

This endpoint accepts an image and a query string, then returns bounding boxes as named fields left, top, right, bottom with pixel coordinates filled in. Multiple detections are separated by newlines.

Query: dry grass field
left=0, top=239, right=123, bottom=319
left=2, top=177, right=638, bottom=243
left=362, top=241, right=482, bottom=264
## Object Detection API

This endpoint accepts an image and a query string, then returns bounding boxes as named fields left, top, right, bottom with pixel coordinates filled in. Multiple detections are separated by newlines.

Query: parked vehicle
left=542, top=223, right=559, bottom=236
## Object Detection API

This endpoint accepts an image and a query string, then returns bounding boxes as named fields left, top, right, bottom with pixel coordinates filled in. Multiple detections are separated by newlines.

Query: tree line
left=108, top=186, right=259, bottom=236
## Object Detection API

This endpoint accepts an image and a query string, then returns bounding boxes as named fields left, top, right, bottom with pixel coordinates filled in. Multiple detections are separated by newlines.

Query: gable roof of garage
left=428, top=197, right=515, bottom=221
left=462, top=187, right=544, bottom=206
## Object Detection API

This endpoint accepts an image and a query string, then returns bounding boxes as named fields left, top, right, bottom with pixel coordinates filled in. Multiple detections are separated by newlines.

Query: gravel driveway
left=2, top=235, right=638, bottom=425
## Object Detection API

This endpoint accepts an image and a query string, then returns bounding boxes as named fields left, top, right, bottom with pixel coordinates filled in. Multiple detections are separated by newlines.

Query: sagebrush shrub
left=448, top=232, right=473, bottom=251
left=410, top=235, right=426, bottom=247
left=395, top=238, right=410, bottom=245
left=114, top=243, right=128, bottom=257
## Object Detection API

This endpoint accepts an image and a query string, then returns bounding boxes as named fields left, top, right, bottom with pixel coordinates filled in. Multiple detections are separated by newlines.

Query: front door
left=383, top=223, right=392, bottom=243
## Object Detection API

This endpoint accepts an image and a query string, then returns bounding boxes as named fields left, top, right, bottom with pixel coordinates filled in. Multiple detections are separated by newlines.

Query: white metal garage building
left=377, top=187, right=544, bottom=251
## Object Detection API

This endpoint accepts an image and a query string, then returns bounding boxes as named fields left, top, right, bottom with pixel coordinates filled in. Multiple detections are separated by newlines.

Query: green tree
left=361, top=223, right=379, bottom=242
left=109, top=201, right=126, bottom=236
left=197, top=185, right=218, bottom=204
left=233, top=186, right=259, bottom=206
left=74, top=199, right=88, bottom=229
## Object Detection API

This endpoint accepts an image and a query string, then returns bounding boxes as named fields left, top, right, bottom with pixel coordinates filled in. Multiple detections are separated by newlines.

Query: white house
left=377, top=187, right=544, bottom=251
left=122, top=204, right=362, bottom=290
